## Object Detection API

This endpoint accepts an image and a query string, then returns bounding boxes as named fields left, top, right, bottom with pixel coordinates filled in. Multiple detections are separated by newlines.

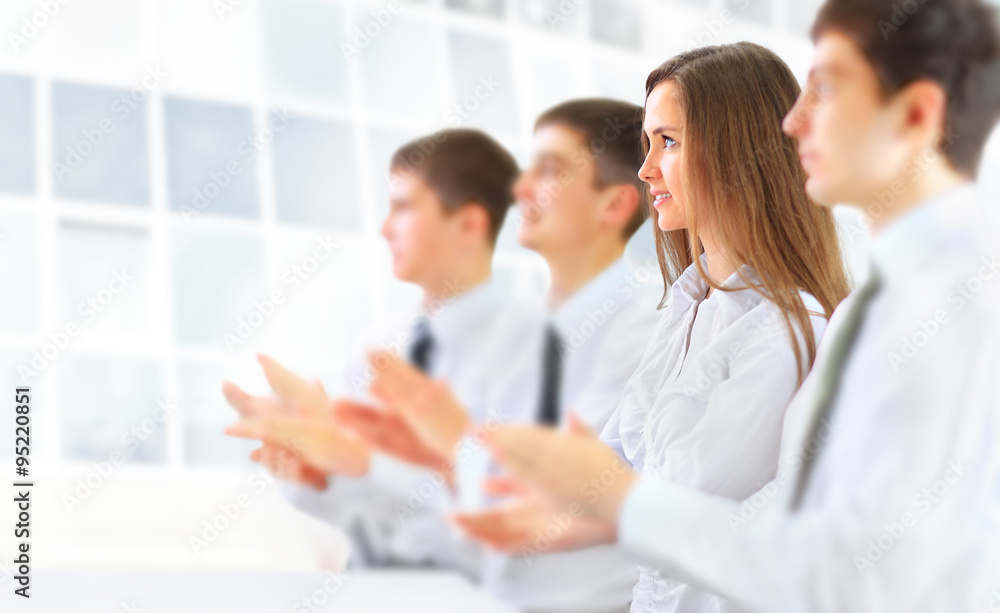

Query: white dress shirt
left=283, top=260, right=663, bottom=613
left=616, top=184, right=1000, bottom=613
left=602, top=256, right=828, bottom=613
left=479, top=257, right=663, bottom=613
left=282, top=278, right=526, bottom=578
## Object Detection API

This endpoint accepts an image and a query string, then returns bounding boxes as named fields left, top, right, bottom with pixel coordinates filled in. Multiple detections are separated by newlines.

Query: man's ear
left=601, top=183, right=641, bottom=236
left=456, top=201, right=493, bottom=244
left=895, top=79, right=950, bottom=155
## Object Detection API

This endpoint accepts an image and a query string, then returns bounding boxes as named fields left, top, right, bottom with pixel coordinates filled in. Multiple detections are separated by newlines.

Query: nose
left=783, top=92, right=810, bottom=138
left=512, top=171, right=531, bottom=202
left=379, top=213, right=392, bottom=240
left=637, top=150, right=660, bottom=185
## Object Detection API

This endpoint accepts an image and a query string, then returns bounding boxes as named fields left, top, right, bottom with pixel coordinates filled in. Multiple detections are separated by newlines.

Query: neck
left=420, top=255, right=492, bottom=311
left=700, top=232, right=740, bottom=296
left=867, top=164, right=967, bottom=235
left=543, top=238, right=625, bottom=309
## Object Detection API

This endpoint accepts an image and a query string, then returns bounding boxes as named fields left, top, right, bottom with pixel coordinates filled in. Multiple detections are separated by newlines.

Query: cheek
left=531, top=179, right=567, bottom=221
left=663, top=154, right=683, bottom=196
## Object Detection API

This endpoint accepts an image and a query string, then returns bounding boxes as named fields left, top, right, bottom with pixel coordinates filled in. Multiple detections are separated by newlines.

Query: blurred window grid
left=0, top=0, right=997, bottom=471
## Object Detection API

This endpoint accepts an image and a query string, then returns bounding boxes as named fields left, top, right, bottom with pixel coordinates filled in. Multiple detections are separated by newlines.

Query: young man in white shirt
left=331, top=100, right=662, bottom=613
left=223, top=128, right=523, bottom=576
left=455, top=1, right=1000, bottom=612
left=226, top=101, right=662, bottom=613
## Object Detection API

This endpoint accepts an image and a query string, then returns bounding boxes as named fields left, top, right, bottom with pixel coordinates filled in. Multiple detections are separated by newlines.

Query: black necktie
left=789, top=269, right=883, bottom=511
left=537, top=324, right=564, bottom=426
left=408, top=319, right=435, bottom=373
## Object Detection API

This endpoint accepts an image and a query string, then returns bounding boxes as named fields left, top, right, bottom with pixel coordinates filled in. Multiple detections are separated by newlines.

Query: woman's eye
left=663, top=136, right=677, bottom=148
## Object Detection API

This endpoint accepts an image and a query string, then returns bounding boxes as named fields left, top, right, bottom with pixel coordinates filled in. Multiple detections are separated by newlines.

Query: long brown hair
left=643, top=42, right=850, bottom=382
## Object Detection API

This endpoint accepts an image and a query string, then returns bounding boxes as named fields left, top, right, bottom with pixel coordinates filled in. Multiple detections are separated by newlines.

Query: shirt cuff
left=618, top=475, right=684, bottom=556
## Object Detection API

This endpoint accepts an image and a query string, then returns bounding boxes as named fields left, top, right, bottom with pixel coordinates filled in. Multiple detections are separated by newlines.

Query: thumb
left=566, top=412, right=597, bottom=438
left=308, top=378, right=327, bottom=397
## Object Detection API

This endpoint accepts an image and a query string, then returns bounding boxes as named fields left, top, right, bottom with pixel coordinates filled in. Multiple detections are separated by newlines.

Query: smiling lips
left=653, top=192, right=673, bottom=208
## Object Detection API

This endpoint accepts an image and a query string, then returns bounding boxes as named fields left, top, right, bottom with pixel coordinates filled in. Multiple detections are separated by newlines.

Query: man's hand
left=367, top=350, right=471, bottom=458
left=224, top=396, right=373, bottom=478
left=250, top=443, right=330, bottom=490
left=487, top=414, right=639, bottom=523
left=222, top=380, right=331, bottom=488
left=334, top=401, right=453, bottom=477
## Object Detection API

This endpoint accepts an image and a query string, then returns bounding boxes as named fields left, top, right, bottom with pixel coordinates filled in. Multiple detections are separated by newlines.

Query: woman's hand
left=487, top=415, right=639, bottom=523
left=451, top=493, right=618, bottom=554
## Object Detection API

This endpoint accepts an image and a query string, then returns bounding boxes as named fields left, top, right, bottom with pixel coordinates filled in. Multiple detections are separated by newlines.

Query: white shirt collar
left=666, top=253, right=765, bottom=326
left=421, top=277, right=505, bottom=348
left=870, top=182, right=981, bottom=284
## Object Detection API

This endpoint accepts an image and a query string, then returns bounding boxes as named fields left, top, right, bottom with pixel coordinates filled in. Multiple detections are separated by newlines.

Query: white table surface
left=0, top=569, right=520, bottom=612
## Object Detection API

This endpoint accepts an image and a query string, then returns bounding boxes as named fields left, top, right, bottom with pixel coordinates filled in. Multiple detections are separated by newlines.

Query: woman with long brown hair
left=453, top=42, right=850, bottom=612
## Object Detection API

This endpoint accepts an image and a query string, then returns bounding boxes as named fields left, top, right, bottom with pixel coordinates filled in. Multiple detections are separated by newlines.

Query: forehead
left=531, top=123, right=589, bottom=160
left=388, top=170, right=432, bottom=199
left=642, top=80, right=684, bottom=132
left=810, top=30, right=879, bottom=83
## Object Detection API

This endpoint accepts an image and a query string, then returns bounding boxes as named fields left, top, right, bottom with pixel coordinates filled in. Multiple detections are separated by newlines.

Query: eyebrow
left=534, top=152, right=568, bottom=165
left=644, top=125, right=681, bottom=137
left=807, top=64, right=847, bottom=80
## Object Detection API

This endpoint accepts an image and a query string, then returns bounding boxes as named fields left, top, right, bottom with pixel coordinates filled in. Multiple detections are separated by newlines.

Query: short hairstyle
left=534, top=98, right=648, bottom=239
left=812, top=0, right=1000, bottom=177
left=389, top=129, right=519, bottom=245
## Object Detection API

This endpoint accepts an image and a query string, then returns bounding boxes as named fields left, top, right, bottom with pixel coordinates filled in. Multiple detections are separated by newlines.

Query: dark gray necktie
left=408, top=319, right=435, bottom=373
left=537, top=324, right=564, bottom=426
left=789, top=269, right=883, bottom=511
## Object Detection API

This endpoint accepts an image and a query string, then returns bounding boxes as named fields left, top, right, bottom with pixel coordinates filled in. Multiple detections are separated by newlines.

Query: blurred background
left=0, top=0, right=997, bottom=575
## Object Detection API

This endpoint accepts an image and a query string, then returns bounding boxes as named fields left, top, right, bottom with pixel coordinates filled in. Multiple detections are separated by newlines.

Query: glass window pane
left=58, top=355, right=165, bottom=464
left=368, top=126, right=419, bottom=222
left=446, top=0, right=504, bottom=19
left=727, top=0, right=772, bottom=26
left=447, top=31, right=518, bottom=134
left=177, top=361, right=257, bottom=467
left=272, top=114, right=361, bottom=228
left=163, top=0, right=259, bottom=100
left=0, top=210, right=39, bottom=336
left=789, top=0, right=823, bottom=35
left=262, top=0, right=350, bottom=105
left=520, top=0, right=580, bottom=33
left=526, top=54, right=584, bottom=119
left=165, top=96, right=260, bottom=219
left=171, top=229, right=267, bottom=349
left=58, top=224, right=150, bottom=348
left=591, top=58, right=647, bottom=105
left=590, top=0, right=642, bottom=50
left=0, top=73, right=35, bottom=194
left=51, top=81, right=150, bottom=206
left=359, top=17, right=443, bottom=121
left=272, top=231, right=376, bottom=358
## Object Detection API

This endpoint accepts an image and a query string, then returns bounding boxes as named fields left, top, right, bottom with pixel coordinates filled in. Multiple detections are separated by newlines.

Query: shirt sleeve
left=641, top=304, right=820, bottom=500
left=616, top=314, right=1000, bottom=613
left=280, top=318, right=482, bottom=576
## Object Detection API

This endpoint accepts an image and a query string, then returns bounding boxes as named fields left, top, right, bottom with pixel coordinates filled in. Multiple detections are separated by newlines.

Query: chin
left=804, top=177, right=840, bottom=208
left=516, top=227, right=539, bottom=250
left=391, top=262, right=414, bottom=283
left=655, top=215, right=686, bottom=233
